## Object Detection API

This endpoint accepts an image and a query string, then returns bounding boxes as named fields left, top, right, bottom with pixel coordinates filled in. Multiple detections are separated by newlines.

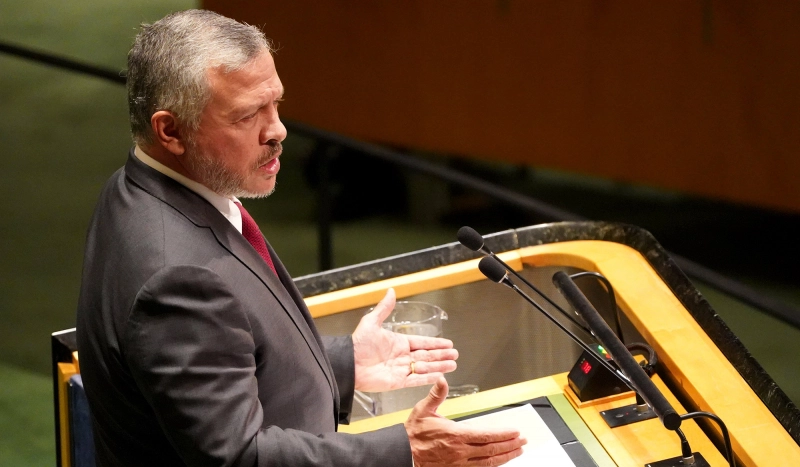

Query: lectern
left=53, top=222, right=800, bottom=466
left=298, top=221, right=800, bottom=466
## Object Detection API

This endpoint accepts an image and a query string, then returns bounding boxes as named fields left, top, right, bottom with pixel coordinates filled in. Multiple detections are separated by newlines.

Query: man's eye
left=242, top=113, right=257, bottom=121
left=275, top=98, right=284, bottom=108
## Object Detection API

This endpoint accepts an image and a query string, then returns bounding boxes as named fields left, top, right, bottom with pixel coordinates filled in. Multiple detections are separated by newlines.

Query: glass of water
left=381, top=301, right=448, bottom=337
left=355, top=301, right=449, bottom=417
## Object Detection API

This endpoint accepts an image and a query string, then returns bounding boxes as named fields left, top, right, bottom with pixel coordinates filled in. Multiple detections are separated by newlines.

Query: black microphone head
left=457, top=226, right=485, bottom=252
left=478, top=256, right=508, bottom=284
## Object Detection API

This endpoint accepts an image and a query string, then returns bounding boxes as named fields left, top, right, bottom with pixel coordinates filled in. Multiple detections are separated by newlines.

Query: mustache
left=255, top=141, right=282, bottom=167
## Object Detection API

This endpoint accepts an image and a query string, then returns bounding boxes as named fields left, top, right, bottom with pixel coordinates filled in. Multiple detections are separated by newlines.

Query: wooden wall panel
left=202, top=1, right=800, bottom=212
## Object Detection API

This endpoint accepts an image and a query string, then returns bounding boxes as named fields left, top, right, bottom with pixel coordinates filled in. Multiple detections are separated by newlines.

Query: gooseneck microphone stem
left=568, top=271, right=624, bottom=340
left=553, top=271, right=682, bottom=431
left=675, top=428, right=695, bottom=464
left=509, top=281, right=635, bottom=391
left=478, top=256, right=635, bottom=393
left=492, top=253, right=593, bottom=335
left=681, top=412, right=736, bottom=467
left=458, top=226, right=593, bottom=336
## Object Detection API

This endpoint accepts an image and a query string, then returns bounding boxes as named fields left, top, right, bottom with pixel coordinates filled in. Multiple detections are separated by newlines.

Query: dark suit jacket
left=76, top=150, right=411, bottom=466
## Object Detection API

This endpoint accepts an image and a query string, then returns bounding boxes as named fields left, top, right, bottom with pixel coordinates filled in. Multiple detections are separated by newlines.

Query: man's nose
left=261, top=115, right=287, bottom=144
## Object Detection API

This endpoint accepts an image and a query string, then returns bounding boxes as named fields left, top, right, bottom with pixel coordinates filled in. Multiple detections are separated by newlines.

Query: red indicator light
left=580, top=360, right=592, bottom=374
left=597, top=345, right=613, bottom=360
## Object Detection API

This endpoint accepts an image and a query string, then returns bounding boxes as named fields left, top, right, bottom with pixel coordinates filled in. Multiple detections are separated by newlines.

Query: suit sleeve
left=321, top=335, right=356, bottom=424
left=123, top=265, right=411, bottom=467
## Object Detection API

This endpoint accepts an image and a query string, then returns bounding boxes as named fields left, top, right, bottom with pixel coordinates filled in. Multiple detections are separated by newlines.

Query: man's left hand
left=352, top=288, right=458, bottom=393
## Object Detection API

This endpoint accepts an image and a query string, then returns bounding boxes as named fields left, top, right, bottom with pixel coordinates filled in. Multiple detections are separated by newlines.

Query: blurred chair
left=52, top=328, right=95, bottom=467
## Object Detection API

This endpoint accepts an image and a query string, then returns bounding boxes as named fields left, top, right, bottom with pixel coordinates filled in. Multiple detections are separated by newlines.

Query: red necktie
left=235, top=202, right=278, bottom=276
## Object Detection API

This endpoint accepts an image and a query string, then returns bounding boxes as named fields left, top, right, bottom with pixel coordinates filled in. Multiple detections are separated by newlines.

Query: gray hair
left=127, top=9, right=273, bottom=146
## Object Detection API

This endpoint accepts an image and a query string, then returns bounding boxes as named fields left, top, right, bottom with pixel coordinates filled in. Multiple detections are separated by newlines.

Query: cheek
left=211, top=133, right=255, bottom=166
left=197, top=126, right=263, bottom=171
left=226, top=128, right=261, bottom=153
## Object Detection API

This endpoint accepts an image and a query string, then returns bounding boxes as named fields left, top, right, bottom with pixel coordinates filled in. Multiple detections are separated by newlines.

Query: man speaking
left=76, top=9, right=526, bottom=466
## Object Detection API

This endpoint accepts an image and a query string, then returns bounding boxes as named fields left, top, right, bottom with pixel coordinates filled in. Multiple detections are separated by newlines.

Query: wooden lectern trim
left=304, top=251, right=523, bottom=317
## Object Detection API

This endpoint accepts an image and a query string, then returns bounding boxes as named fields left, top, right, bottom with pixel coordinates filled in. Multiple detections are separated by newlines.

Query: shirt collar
left=134, top=145, right=243, bottom=233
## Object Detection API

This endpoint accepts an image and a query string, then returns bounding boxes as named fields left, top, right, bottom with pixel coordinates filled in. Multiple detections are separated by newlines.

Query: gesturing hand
left=405, top=377, right=527, bottom=467
left=352, top=288, right=458, bottom=393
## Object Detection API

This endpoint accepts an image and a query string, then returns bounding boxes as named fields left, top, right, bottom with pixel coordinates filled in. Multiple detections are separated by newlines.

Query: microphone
left=459, top=226, right=592, bottom=335
left=480, top=256, right=720, bottom=464
left=478, top=256, right=634, bottom=393
left=457, top=225, right=492, bottom=255
left=552, top=270, right=682, bottom=431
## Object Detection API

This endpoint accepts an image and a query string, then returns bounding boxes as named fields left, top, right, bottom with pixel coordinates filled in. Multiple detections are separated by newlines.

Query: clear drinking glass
left=381, top=301, right=448, bottom=337
left=355, top=301, right=449, bottom=417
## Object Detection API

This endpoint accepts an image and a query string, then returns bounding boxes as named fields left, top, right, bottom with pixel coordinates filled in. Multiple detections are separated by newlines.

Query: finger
left=407, top=360, right=457, bottom=377
left=464, top=435, right=527, bottom=460
left=366, top=288, right=396, bottom=325
left=411, top=348, right=459, bottom=363
left=417, top=376, right=449, bottom=413
left=458, top=426, right=522, bottom=445
left=407, top=335, right=454, bottom=350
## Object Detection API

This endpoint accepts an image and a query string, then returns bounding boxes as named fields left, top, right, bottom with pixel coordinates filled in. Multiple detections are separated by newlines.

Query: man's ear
left=151, top=111, right=187, bottom=156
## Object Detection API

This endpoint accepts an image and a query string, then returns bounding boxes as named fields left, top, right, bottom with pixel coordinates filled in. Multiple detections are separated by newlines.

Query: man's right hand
left=404, top=377, right=527, bottom=467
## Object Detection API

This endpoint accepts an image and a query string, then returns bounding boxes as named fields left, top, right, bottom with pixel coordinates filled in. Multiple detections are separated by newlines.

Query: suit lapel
left=209, top=220, right=337, bottom=400
left=123, top=150, right=338, bottom=404
left=267, top=242, right=341, bottom=418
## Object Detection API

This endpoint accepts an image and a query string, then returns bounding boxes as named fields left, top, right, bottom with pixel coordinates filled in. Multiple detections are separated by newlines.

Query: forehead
left=205, top=51, right=283, bottom=109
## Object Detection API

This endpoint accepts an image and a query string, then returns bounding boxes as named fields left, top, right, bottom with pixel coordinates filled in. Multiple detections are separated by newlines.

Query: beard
left=184, top=140, right=281, bottom=199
